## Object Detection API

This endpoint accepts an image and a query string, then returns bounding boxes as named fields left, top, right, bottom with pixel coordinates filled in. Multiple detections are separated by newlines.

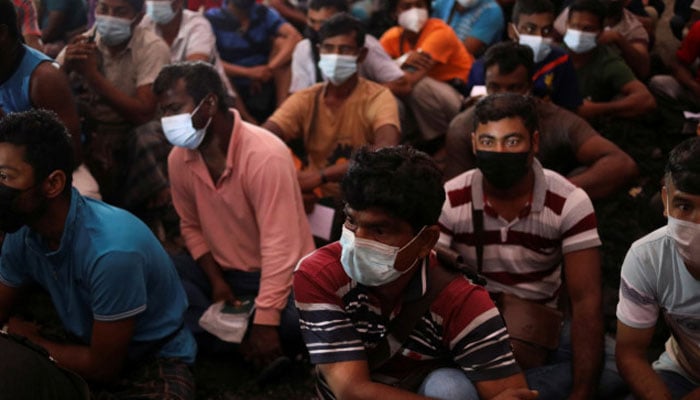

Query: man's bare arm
left=577, top=80, right=656, bottom=119
left=320, top=360, right=432, bottom=399
left=569, top=135, right=638, bottom=199
left=616, top=321, right=672, bottom=400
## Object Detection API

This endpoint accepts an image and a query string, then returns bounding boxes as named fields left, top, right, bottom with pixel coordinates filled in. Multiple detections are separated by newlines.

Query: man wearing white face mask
left=379, top=0, right=472, bottom=155
left=466, top=0, right=583, bottom=112
left=264, top=13, right=400, bottom=236
left=562, top=0, right=655, bottom=122
left=294, top=145, right=537, bottom=400
left=616, top=137, right=700, bottom=399
left=153, top=61, right=315, bottom=369
left=432, top=0, right=504, bottom=57
left=56, top=0, right=173, bottom=219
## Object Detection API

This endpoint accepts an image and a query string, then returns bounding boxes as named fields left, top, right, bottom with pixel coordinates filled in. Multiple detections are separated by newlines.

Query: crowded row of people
left=1, top=0, right=700, bottom=398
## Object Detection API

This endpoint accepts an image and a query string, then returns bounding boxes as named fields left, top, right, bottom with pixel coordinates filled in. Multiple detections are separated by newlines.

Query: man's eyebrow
left=0, top=165, right=20, bottom=172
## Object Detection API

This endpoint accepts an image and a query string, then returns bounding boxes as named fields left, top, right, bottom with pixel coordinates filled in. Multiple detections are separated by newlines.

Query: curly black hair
left=342, top=146, right=445, bottom=233
left=0, top=109, right=74, bottom=192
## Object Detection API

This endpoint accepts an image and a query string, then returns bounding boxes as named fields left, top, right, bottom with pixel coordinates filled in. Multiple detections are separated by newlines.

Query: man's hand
left=7, top=317, right=41, bottom=340
left=298, top=169, right=323, bottom=192
left=597, top=29, right=622, bottom=47
left=242, top=324, right=283, bottom=367
left=64, top=39, right=100, bottom=78
left=403, top=50, right=434, bottom=71
left=492, top=388, right=539, bottom=400
left=211, top=280, right=237, bottom=305
left=248, top=65, right=273, bottom=82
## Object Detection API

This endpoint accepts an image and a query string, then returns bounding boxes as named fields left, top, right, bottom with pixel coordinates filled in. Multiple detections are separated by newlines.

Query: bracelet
left=320, top=169, right=328, bottom=184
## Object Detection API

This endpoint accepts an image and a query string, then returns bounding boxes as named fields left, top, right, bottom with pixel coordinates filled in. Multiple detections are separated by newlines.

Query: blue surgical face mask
left=563, top=28, right=598, bottom=54
left=161, top=98, right=212, bottom=149
left=146, top=0, right=177, bottom=24
left=340, top=225, right=425, bottom=287
left=318, top=54, right=358, bottom=86
left=95, top=15, right=135, bottom=46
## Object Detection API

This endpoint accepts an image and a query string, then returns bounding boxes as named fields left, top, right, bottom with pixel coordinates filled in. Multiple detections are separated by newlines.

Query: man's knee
left=417, top=367, right=479, bottom=400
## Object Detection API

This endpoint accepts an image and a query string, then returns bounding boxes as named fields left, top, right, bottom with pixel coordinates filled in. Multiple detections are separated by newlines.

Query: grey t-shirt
left=289, top=34, right=404, bottom=93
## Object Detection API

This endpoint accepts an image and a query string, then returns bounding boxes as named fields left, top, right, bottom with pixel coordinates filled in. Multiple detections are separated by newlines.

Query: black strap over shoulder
left=367, top=261, right=457, bottom=371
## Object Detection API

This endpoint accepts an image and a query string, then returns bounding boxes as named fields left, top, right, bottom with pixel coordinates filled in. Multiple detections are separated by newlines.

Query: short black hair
left=0, top=109, right=74, bottom=191
left=0, top=0, right=20, bottom=41
left=388, top=0, right=433, bottom=19
left=483, top=41, right=535, bottom=80
left=512, top=0, right=555, bottom=24
left=342, top=146, right=445, bottom=233
left=666, top=137, right=700, bottom=195
left=474, top=93, right=539, bottom=136
left=318, top=13, right=366, bottom=48
left=568, top=0, right=606, bottom=29
left=153, top=61, right=229, bottom=112
left=309, top=0, right=348, bottom=13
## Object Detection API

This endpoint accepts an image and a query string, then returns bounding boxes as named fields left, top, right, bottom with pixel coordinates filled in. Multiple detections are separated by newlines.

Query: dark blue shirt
left=205, top=4, right=285, bottom=86
left=466, top=45, right=583, bottom=111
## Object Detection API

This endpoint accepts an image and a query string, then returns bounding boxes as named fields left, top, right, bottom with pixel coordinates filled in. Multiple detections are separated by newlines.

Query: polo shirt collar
left=25, top=188, right=81, bottom=262
left=470, top=158, right=547, bottom=213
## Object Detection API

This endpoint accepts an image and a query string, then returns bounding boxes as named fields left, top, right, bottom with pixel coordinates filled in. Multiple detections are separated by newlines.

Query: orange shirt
left=380, top=18, right=473, bottom=83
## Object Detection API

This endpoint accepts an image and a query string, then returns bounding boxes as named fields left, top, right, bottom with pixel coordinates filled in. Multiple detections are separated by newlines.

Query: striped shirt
left=438, top=160, right=600, bottom=306
left=294, top=243, right=520, bottom=399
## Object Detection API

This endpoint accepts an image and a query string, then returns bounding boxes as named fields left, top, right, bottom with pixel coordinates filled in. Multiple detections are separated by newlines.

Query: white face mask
left=398, top=8, right=428, bottom=33
left=161, top=98, right=212, bottom=149
left=668, top=216, right=700, bottom=271
left=146, top=0, right=177, bottom=24
left=340, top=225, right=425, bottom=287
left=563, top=28, right=598, bottom=54
left=95, top=15, right=134, bottom=46
left=318, top=54, right=358, bottom=86
left=515, top=29, right=552, bottom=63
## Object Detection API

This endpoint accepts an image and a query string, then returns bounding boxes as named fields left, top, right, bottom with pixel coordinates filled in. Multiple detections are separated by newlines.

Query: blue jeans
left=170, top=251, right=303, bottom=357
left=417, top=368, right=479, bottom=400
left=525, top=321, right=628, bottom=399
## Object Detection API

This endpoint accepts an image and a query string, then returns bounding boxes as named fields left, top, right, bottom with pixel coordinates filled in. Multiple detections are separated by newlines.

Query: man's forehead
left=321, top=31, right=358, bottom=46
left=0, top=143, right=29, bottom=168
left=486, top=64, right=528, bottom=82
left=667, top=180, right=700, bottom=200
left=97, top=0, right=137, bottom=10
left=518, top=13, right=555, bottom=25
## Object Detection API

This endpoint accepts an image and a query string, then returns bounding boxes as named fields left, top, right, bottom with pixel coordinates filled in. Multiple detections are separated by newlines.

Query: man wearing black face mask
left=438, top=93, right=627, bottom=400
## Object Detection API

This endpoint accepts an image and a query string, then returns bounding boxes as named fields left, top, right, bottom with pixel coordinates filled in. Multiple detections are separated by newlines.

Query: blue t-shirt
left=0, top=190, right=196, bottom=364
left=466, top=45, right=583, bottom=111
left=41, top=0, right=87, bottom=35
left=0, top=45, right=51, bottom=113
left=432, top=0, right=504, bottom=45
left=205, top=5, right=285, bottom=86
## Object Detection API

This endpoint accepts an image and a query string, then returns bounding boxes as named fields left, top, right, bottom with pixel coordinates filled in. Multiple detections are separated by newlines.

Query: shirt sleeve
left=168, top=150, right=211, bottom=260
left=0, top=235, right=30, bottom=288
left=677, top=21, right=700, bottom=65
left=559, top=187, right=601, bottom=253
left=267, top=89, right=310, bottom=140
left=290, top=40, right=317, bottom=93
left=616, top=245, right=660, bottom=329
left=367, top=87, right=400, bottom=134
left=550, top=57, right=584, bottom=111
left=379, top=27, right=403, bottom=58
left=135, top=32, right=172, bottom=88
left=437, top=278, right=521, bottom=381
left=265, top=6, right=285, bottom=36
left=464, top=6, right=504, bottom=45
left=245, top=140, right=314, bottom=325
left=294, top=253, right=367, bottom=364
left=362, top=35, right=405, bottom=83
left=419, top=24, right=459, bottom=65
left=89, top=251, right=148, bottom=321
left=602, top=54, right=637, bottom=95
left=183, top=16, right=217, bottom=59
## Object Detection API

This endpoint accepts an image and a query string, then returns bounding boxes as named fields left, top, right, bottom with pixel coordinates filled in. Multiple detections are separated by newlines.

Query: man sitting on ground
left=446, top=42, right=638, bottom=200
left=264, top=13, right=400, bottom=235
left=294, top=145, right=537, bottom=400
left=0, top=109, right=196, bottom=399
left=154, top=61, right=314, bottom=366
left=439, top=93, right=625, bottom=399
left=616, top=137, right=700, bottom=400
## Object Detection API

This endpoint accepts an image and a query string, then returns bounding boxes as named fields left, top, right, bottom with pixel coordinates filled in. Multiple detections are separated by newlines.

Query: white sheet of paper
left=308, top=204, right=335, bottom=241
left=683, top=111, right=700, bottom=120
left=470, top=85, right=487, bottom=97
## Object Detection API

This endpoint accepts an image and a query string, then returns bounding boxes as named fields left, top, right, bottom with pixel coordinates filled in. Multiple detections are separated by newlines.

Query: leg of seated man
left=417, top=367, right=479, bottom=400
left=407, top=77, right=463, bottom=143
left=91, top=358, right=195, bottom=400
left=656, top=369, right=698, bottom=400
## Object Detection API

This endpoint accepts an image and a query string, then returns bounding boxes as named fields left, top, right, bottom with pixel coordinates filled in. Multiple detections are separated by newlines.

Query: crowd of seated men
left=2, top=0, right=700, bottom=398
